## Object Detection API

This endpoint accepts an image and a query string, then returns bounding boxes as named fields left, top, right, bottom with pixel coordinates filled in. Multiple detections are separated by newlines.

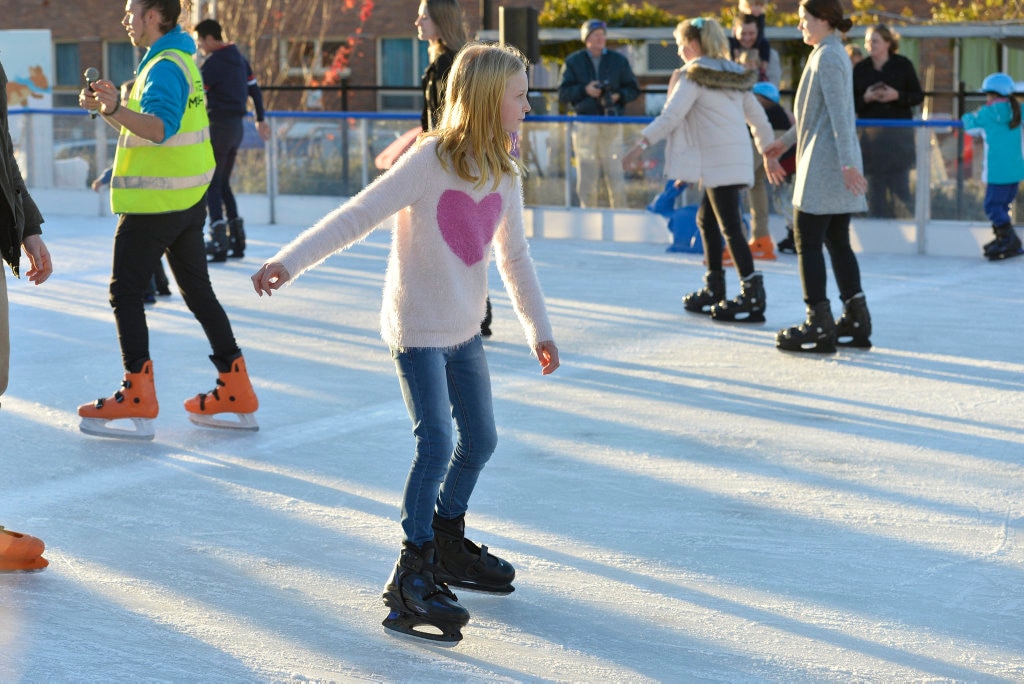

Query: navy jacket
left=558, top=48, right=639, bottom=116
left=200, top=43, right=266, bottom=122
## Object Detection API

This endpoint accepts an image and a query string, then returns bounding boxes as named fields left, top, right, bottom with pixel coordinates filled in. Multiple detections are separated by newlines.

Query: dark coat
left=421, top=48, right=455, bottom=131
left=1, top=60, right=44, bottom=277
left=558, top=48, right=640, bottom=116
left=853, top=53, right=924, bottom=174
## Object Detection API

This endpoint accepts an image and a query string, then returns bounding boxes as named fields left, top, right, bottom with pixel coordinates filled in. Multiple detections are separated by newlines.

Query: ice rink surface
left=2, top=215, right=1022, bottom=682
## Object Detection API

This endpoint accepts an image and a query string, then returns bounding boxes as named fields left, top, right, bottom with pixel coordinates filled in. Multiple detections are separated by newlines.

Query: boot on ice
left=0, top=526, right=48, bottom=572
left=184, top=353, right=259, bottom=431
left=776, top=301, right=838, bottom=354
left=432, top=513, right=515, bottom=594
left=78, top=360, right=159, bottom=440
left=227, top=217, right=246, bottom=259
left=382, top=541, right=470, bottom=644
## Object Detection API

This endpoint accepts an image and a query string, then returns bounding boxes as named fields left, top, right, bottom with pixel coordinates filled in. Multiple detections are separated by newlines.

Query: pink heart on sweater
left=436, top=190, right=503, bottom=266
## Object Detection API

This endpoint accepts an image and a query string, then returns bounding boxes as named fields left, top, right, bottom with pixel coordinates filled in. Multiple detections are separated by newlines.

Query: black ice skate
left=776, top=300, right=837, bottom=354
left=984, top=223, right=1023, bottom=261
left=682, top=270, right=725, bottom=314
left=432, top=513, right=515, bottom=595
left=206, top=219, right=229, bottom=263
left=835, top=292, right=872, bottom=349
left=382, top=541, right=469, bottom=645
left=711, top=272, right=766, bottom=323
left=227, top=217, right=246, bottom=259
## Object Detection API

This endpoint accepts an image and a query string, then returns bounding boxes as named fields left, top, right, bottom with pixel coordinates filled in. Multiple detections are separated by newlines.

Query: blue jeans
left=391, top=336, right=498, bottom=545
left=984, top=183, right=1018, bottom=226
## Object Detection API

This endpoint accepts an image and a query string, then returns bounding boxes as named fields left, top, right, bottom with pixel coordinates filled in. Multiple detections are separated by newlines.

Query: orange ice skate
left=748, top=235, right=777, bottom=260
left=78, top=360, right=158, bottom=440
left=0, top=526, right=49, bottom=572
left=185, top=354, right=259, bottom=431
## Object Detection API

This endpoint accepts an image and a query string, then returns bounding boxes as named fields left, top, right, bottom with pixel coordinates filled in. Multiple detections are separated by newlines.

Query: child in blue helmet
left=961, top=72, right=1024, bottom=260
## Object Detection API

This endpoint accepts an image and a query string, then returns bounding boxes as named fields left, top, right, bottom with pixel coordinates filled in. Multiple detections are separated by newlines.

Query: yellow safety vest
left=110, top=49, right=215, bottom=214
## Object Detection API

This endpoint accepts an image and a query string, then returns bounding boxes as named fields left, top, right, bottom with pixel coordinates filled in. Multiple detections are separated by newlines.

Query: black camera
left=598, top=80, right=617, bottom=115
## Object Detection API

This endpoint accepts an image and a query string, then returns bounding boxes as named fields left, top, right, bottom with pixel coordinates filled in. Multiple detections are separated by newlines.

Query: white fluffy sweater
left=270, top=138, right=554, bottom=350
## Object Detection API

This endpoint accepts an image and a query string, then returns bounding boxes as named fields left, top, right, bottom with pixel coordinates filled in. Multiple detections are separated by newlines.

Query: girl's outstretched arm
left=251, top=262, right=292, bottom=297
left=535, top=340, right=560, bottom=375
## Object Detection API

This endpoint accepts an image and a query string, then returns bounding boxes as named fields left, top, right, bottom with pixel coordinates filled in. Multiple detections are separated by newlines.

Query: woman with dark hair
left=416, top=0, right=468, bottom=132
left=764, top=0, right=872, bottom=353
left=853, top=23, right=924, bottom=218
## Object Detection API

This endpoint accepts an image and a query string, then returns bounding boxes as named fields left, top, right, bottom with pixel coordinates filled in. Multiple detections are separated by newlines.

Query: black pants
left=110, top=200, right=239, bottom=371
left=794, top=211, right=864, bottom=306
left=207, top=117, right=244, bottom=224
left=697, top=184, right=755, bottom=277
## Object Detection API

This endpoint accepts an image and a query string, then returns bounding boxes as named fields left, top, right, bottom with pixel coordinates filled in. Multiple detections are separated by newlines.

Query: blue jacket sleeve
left=139, top=58, right=190, bottom=141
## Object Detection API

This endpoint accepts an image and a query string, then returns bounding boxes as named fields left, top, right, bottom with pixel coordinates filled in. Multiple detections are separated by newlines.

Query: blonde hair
left=675, top=18, right=731, bottom=61
left=433, top=42, right=527, bottom=190
left=425, top=0, right=469, bottom=62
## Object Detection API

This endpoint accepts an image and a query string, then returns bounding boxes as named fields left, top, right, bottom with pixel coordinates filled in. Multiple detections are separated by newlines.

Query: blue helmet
left=752, top=82, right=780, bottom=103
left=981, top=72, right=1015, bottom=97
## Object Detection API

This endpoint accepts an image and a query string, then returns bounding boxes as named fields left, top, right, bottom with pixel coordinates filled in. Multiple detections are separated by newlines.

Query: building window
left=378, top=37, right=429, bottom=111
left=280, top=38, right=352, bottom=80
left=53, top=42, right=82, bottom=108
left=106, top=42, right=138, bottom=88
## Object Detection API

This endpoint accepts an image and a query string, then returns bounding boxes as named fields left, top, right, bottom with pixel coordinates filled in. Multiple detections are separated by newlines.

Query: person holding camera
left=558, top=19, right=640, bottom=208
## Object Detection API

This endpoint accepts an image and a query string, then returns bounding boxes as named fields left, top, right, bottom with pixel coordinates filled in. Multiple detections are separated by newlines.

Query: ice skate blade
left=776, top=343, right=837, bottom=354
left=79, top=417, right=156, bottom=441
left=187, top=412, right=259, bottom=431
left=382, top=611, right=463, bottom=645
left=986, top=249, right=1023, bottom=261
left=443, top=580, right=515, bottom=595
left=836, top=338, right=872, bottom=349
left=0, top=557, right=49, bottom=572
left=711, top=313, right=766, bottom=324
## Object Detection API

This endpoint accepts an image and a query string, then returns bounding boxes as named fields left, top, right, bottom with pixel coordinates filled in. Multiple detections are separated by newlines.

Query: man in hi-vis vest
left=78, top=0, right=258, bottom=441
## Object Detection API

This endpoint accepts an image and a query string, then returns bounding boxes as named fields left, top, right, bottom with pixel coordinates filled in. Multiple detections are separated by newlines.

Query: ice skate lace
left=194, top=378, right=226, bottom=410
left=94, top=378, right=131, bottom=408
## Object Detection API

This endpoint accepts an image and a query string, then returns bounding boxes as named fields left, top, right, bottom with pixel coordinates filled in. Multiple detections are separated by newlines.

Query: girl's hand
left=622, top=144, right=644, bottom=172
left=764, top=156, right=786, bottom=185
left=762, top=139, right=784, bottom=159
left=842, top=166, right=867, bottom=196
left=534, top=340, right=560, bottom=375
left=251, top=262, right=291, bottom=296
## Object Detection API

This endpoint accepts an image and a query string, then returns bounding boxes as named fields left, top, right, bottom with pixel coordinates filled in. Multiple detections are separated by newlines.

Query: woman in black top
left=416, top=0, right=468, bottom=132
left=853, top=24, right=924, bottom=218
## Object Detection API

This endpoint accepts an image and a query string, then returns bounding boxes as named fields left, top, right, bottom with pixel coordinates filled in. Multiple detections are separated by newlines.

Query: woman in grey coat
left=764, top=0, right=872, bottom=353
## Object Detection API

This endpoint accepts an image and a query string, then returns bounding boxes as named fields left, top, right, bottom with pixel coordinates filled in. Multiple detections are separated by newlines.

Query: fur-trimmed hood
left=682, top=57, right=757, bottom=92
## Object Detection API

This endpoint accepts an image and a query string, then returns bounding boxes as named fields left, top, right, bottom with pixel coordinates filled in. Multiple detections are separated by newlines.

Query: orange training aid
left=0, top=527, right=49, bottom=572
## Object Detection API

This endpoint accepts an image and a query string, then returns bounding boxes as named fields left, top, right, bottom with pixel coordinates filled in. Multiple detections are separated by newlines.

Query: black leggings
left=110, top=200, right=239, bottom=371
left=697, top=184, right=755, bottom=277
left=794, top=211, right=864, bottom=306
left=207, top=117, right=244, bottom=224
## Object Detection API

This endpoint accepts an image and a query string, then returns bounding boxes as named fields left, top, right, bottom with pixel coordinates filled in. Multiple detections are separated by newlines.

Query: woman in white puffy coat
left=623, top=17, right=784, bottom=323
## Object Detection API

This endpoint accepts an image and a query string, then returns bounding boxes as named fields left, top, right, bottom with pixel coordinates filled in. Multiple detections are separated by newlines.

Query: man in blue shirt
left=195, top=18, right=270, bottom=262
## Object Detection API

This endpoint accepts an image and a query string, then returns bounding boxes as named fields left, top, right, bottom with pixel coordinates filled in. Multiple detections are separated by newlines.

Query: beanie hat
left=581, top=19, right=607, bottom=42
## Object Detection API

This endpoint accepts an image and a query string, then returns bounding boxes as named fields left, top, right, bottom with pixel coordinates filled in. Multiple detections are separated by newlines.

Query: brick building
left=2, top=0, right=1021, bottom=117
